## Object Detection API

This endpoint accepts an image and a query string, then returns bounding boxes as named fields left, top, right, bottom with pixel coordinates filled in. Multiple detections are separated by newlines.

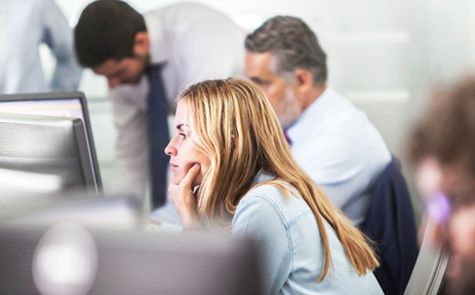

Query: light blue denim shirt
left=232, top=174, right=383, bottom=295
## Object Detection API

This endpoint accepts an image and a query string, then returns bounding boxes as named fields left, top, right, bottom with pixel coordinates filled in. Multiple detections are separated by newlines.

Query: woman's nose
left=164, top=141, right=175, bottom=156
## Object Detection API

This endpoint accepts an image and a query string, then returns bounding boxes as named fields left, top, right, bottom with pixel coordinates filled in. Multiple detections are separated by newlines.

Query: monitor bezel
left=0, top=91, right=102, bottom=192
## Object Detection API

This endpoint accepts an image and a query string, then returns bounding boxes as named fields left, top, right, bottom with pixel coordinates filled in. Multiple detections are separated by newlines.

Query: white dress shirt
left=109, top=3, right=246, bottom=200
left=286, top=87, right=391, bottom=225
left=0, top=0, right=82, bottom=93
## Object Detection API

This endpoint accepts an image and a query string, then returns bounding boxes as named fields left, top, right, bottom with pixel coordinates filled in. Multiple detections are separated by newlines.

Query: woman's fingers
left=168, top=164, right=200, bottom=208
left=167, top=164, right=202, bottom=229
left=180, top=164, right=201, bottom=189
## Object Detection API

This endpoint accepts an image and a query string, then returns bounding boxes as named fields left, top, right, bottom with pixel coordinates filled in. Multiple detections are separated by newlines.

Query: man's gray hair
left=245, top=16, right=327, bottom=86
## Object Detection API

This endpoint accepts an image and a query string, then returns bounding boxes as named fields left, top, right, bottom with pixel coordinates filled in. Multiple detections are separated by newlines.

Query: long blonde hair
left=179, top=78, right=378, bottom=280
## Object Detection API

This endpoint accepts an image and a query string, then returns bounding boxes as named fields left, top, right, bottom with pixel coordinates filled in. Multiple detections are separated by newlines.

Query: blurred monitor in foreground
left=0, top=91, right=101, bottom=192
left=0, top=111, right=100, bottom=194
left=0, top=223, right=262, bottom=295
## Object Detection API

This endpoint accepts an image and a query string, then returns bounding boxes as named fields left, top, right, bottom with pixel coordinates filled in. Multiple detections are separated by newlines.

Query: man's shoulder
left=315, top=88, right=377, bottom=134
left=292, top=87, right=389, bottom=158
left=144, top=2, right=222, bottom=19
left=323, top=88, right=365, bottom=119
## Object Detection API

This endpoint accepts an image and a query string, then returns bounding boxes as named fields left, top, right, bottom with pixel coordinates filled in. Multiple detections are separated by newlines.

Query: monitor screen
left=0, top=112, right=99, bottom=194
left=0, top=92, right=102, bottom=192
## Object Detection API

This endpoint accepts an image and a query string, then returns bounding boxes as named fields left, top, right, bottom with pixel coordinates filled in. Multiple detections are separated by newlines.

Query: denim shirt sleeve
left=232, top=193, right=292, bottom=295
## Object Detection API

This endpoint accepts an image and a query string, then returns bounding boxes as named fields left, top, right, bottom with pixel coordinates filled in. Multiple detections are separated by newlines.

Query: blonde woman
left=165, top=78, right=383, bottom=294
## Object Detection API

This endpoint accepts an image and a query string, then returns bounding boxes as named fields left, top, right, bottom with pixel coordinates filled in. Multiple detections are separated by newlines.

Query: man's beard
left=278, top=88, right=300, bottom=129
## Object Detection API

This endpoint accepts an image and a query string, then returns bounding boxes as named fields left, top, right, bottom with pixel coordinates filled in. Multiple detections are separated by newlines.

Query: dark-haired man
left=74, top=1, right=245, bottom=208
left=408, top=75, right=475, bottom=295
left=245, top=16, right=391, bottom=225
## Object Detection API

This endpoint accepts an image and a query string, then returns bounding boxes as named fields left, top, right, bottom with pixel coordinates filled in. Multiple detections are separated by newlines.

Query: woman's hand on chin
left=169, top=163, right=202, bottom=229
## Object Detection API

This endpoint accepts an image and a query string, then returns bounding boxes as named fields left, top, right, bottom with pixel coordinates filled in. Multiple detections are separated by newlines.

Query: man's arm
left=42, top=0, right=82, bottom=91
left=108, top=77, right=150, bottom=201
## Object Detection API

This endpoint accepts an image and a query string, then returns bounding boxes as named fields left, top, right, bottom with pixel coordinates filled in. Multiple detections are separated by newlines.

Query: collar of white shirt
left=286, top=86, right=336, bottom=145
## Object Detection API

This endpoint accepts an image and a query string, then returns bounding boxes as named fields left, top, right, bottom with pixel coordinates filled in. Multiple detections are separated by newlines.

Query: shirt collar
left=252, top=170, right=275, bottom=184
left=286, top=86, right=335, bottom=145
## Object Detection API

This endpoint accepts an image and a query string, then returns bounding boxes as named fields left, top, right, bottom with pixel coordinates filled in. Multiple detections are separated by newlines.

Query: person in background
left=244, top=16, right=391, bottom=225
left=166, top=78, right=383, bottom=295
left=0, top=0, right=82, bottom=93
left=74, top=0, right=245, bottom=209
left=408, top=75, right=475, bottom=295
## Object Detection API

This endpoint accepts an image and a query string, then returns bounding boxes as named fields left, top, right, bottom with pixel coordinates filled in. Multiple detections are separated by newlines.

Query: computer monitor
left=0, top=193, right=141, bottom=230
left=0, top=112, right=99, bottom=194
left=0, top=224, right=263, bottom=295
left=0, top=91, right=102, bottom=191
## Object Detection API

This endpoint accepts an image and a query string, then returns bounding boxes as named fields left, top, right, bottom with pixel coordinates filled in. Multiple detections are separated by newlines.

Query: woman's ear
left=133, top=31, right=150, bottom=56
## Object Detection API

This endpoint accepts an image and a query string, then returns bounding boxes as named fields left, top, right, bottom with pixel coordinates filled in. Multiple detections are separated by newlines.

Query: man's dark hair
left=245, top=16, right=327, bottom=86
left=74, top=0, right=146, bottom=68
left=408, top=75, right=475, bottom=177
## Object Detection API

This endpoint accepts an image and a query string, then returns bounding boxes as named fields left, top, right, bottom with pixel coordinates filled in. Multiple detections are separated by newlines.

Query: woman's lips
left=170, top=163, right=179, bottom=172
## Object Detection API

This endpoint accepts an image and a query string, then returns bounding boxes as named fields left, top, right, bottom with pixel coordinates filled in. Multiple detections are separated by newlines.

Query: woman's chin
left=171, top=174, right=184, bottom=185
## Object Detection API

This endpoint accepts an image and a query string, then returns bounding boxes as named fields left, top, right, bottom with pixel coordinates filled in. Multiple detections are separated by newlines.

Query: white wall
left=52, top=0, right=475, bottom=149
left=44, top=0, right=475, bottom=214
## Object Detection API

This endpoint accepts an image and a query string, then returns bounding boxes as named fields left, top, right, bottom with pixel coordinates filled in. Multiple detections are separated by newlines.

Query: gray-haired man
left=245, top=16, right=391, bottom=225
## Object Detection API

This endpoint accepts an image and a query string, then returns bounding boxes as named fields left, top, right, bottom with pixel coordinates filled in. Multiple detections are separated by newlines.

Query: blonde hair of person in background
left=168, top=78, right=379, bottom=281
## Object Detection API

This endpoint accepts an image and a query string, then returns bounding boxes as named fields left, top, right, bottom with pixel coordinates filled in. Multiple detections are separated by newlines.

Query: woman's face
left=164, top=100, right=211, bottom=186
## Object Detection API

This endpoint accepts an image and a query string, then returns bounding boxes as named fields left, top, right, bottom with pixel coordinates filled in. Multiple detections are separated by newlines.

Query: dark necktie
left=284, top=130, right=292, bottom=146
left=147, top=64, right=170, bottom=208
